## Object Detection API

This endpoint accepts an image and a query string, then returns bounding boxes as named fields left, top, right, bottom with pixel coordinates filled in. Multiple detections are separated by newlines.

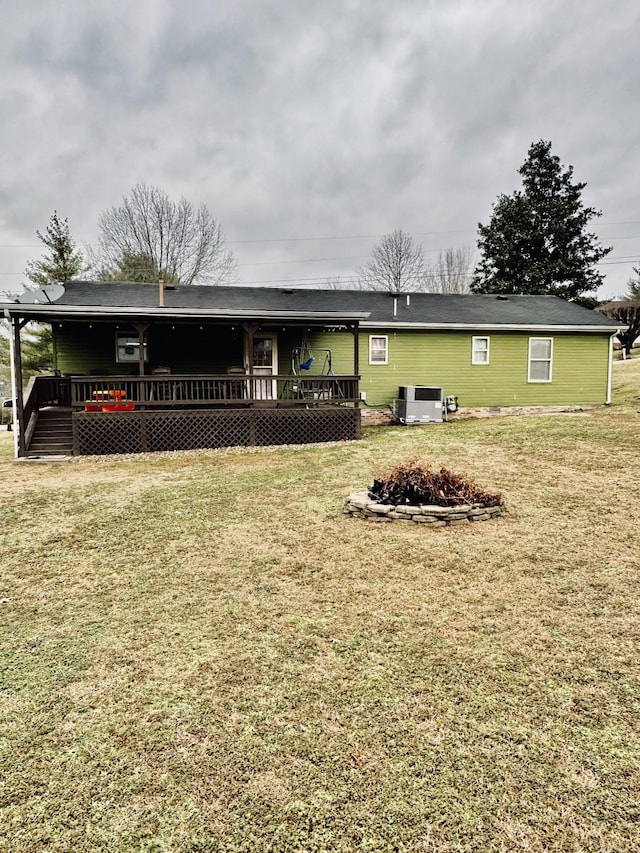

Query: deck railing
left=69, top=374, right=360, bottom=409
left=20, top=375, right=72, bottom=452
left=23, top=374, right=71, bottom=426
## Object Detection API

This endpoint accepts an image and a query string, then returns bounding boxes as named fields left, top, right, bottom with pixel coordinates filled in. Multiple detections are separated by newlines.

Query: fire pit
left=343, top=459, right=505, bottom=525
left=343, top=493, right=505, bottom=525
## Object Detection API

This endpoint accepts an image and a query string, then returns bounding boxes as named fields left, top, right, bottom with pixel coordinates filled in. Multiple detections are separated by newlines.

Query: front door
left=248, top=334, right=277, bottom=399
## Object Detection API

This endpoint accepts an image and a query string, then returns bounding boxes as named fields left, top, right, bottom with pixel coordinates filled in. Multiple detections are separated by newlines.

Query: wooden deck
left=68, top=374, right=360, bottom=409
left=21, top=374, right=361, bottom=456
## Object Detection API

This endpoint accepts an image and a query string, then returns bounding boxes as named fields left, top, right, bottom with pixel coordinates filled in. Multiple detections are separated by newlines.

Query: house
left=1, top=281, right=621, bottom=458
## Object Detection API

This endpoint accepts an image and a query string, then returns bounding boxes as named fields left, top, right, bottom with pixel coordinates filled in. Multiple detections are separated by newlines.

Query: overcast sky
left=1, top=0, right=639, bottom=300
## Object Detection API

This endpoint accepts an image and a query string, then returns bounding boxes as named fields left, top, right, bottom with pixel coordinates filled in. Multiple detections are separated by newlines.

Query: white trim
left=528, top=337, right=553, bottom=383
left=247, top=332, right=279, bottom=372
left=369, top=334, right=388, bottom=365
left=6, top=312, right=19, bottom=459
left=246, top=332, right=278, bottom=399
left=2, top=305, right=369, bottom=322
left=472, top=335, right=490, bottom=365
left=606, top=333, right=616, bottom=404
left=360, top=322, right=619, bottom=332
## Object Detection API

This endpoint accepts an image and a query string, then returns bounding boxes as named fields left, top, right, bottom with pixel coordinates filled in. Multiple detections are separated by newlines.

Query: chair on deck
left=150, top=366, right=175, bottom=401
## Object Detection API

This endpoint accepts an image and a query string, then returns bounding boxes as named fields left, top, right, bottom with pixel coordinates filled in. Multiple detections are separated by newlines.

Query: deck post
left=6, top=313, right=26, bottom=458
left=133, top=322, right=150, bottom=402
left=242, top=323, right=261, bottom=401
left=350, top=323, right=360, bottom=406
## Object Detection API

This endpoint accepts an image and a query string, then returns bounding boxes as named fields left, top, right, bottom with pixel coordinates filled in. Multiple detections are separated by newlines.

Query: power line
left=599, top=220, right=640, bottom=226
left=235, top=254, right=368, bottom=267
left=1, top=257, right=638, bottom=281
left=3, top=219, right=640, bottom=251
left=226, top=222, right=640, bottom=244
left=225, top=229, right=477, bottom=245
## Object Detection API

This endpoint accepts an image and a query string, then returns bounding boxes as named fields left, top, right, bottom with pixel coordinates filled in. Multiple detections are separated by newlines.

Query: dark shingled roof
left=3, top=280, right=620, bottom=330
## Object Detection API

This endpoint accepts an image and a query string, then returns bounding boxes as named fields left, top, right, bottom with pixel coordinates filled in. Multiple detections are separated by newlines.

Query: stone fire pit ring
left=343, top=492, right=505, bottom=526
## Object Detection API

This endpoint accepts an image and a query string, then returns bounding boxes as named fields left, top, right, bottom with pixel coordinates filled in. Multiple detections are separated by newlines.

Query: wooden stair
left=26, top=409, right=73, bottom=456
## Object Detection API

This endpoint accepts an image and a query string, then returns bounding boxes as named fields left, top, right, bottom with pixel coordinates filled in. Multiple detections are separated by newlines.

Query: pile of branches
left=369, top=458, right=502, bottom=507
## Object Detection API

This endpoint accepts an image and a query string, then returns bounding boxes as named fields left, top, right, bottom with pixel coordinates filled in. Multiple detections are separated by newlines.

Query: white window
left=472, top=336, right=490, bottom=365
left=116, top=334, right=148, bottom=364
left=369, top=335, right=388, bottom=365
left=528, top=337, right=553, bottom=382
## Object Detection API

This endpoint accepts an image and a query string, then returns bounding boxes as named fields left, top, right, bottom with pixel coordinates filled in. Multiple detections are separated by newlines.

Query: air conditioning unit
left=393, top=386, right=444, bottom=424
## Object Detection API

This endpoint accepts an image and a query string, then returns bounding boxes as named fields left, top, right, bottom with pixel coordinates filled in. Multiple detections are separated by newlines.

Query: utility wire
left=3, top=219, right=640, bottom=250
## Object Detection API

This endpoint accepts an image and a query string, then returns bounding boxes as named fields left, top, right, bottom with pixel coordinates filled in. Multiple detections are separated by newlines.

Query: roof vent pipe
left=406, top=293, right=410, bottom=307
left=159, top=279, right=165, bottom=307
left=393, top=296, right=398, bottom=318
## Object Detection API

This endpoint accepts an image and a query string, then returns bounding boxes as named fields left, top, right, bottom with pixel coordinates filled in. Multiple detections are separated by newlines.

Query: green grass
left=1, top=360, right=640, bottom=851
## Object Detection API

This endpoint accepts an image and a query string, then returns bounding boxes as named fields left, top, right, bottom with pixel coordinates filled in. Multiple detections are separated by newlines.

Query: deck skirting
left=72, top=406, right=361, bottom=456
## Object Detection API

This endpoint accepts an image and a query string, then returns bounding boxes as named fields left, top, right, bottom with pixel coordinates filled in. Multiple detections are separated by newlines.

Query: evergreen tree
left=472, top=141, right=612, bottom=301
left=0, top=318, right=53, bottom=386
left=24, top=211, right=86, bottom=288
left=17, top=211, right=82, bottom=382
left=0, top=325, right=10, bottom=395
left=626, top=266, right=640, bottom=300
left=94, top=250, right=180, bottom=284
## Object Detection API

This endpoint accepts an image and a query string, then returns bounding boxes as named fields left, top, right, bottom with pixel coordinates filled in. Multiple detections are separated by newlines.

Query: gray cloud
left=1, top=0, right=638, bottom=298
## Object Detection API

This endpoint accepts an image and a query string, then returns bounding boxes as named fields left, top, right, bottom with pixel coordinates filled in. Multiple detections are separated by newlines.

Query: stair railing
left=22, top=375, right=72, bottom=452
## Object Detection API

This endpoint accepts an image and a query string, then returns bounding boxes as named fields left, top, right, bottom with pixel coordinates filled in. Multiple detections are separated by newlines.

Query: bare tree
left=324, top=275, right=368, bottom=290
left=325, top=275, right=348, bottom=290
left=94, top=184, right=237, bottom=285
left=598, top=267, right=640, bottom=357
left=358, top=229, right=426, bottom=292
left=598, top=300, right=640, bottom=358
left=424, top=247, right=474, bottom=293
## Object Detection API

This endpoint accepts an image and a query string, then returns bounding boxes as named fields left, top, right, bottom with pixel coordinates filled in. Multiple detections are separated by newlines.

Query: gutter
left=359, top=321, right=621, bottom=333
left=0, top=305, right=370, bottom=323
left=606, top=330, right=624, bottom=405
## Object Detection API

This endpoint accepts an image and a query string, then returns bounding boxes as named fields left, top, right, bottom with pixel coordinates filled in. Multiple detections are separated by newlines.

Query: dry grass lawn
left=1, top=360, right=639, bottom=852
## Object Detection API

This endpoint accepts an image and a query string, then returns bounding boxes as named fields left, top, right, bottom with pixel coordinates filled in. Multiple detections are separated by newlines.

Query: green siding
left=54, top=323, right=244, bottom=375
left=302, top=330, right=356, bottom=375
left=54, top=322, right=611, bottom=408
left=275, top=328, right=305, bottom=375
left=54, top=324, right=121, bottom=375
left=307, top=329, right=611, bottom=407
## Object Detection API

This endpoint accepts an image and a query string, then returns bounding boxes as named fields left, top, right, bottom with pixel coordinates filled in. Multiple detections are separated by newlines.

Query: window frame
left=368, top=334, right=388, bottom=365
left=115, top=332, right=148, bottom=364
left=472, top=336, right=490, bottom=365
left=528, top=336, right=553, bottom=383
